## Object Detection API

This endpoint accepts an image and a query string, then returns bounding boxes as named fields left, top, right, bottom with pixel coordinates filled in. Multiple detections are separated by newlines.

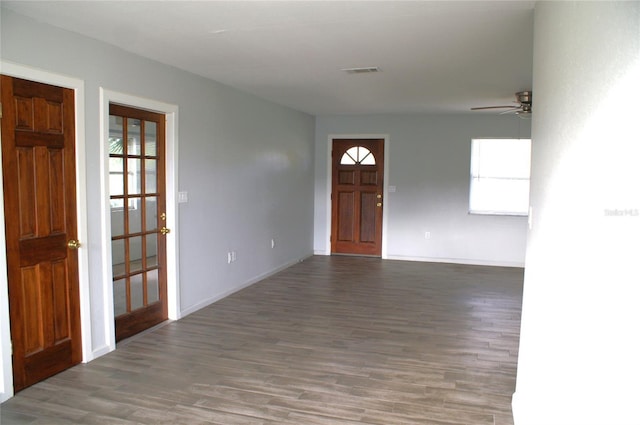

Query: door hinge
left=0, top=102, right=3, bottom=119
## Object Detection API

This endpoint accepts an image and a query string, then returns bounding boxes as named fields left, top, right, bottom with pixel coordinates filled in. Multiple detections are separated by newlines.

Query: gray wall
left=513, top=2, right=640, bottom=424
left=0, top=8, right=314, bottom=398
left=315, top=114, right=531, bottom=266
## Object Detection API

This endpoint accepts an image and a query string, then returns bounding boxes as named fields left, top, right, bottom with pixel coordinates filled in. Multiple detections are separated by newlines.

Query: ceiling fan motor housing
left=515, top=91, right=532, bottom=114
left=516, top=91, right=532, bottom=105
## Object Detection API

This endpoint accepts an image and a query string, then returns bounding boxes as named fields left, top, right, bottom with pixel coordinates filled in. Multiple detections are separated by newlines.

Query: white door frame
left=99, top=89, right=180, bottom=352
left=325, top=134, right=390, bottom=258
left=0, top=61, right=90, bottom=402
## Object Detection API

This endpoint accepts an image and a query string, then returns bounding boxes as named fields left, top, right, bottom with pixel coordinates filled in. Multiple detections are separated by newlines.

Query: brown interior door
left=331, top=139, right=384, bottom=256
left=1, top=75, right=82, bottom=392
left=109, top=104, right=167, bottom=342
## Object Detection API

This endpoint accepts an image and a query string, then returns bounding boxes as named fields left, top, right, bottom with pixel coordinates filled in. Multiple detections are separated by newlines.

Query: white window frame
left=469, top=138, right=531, bottom=216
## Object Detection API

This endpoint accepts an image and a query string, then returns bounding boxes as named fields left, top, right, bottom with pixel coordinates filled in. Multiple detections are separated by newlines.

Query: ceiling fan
left=471, top=91, right=532, bottom=116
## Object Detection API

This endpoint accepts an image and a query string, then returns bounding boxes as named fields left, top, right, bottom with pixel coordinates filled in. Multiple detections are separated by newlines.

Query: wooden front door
left=331, top=139, right=384, bottom=256
left=109, top=104, right=167, bottom=342
left=1, top=75, right=82, bottom=391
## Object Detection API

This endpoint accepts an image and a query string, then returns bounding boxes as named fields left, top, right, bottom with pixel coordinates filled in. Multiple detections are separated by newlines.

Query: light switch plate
left=178, top=191, right=188, bottom=203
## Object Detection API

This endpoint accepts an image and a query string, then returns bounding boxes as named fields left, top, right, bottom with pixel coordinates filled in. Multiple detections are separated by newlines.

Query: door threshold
left=331, top=253, right=381, bottom=258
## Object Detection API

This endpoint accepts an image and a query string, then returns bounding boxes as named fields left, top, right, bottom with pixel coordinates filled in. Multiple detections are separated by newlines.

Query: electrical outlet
left=424, top=231, right=431, bottom=239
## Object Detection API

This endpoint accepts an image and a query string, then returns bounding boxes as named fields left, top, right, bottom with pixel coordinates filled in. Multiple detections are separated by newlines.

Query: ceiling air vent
left=341, top=67, right=380, bottom=74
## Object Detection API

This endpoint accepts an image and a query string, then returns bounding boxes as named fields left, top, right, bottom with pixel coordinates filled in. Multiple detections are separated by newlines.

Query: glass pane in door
left=147, top=270, right=159, bottom=303
left=129, top=236, right=143, bottom=273
left=128, top=158, right=142, bottom=195
left=113, top=279, right=126, bottom=316
left=127, top=119, right=141, bottom=155
left=145, top=121, right=157, bottom=156
left=145, top=159, right=157, bottom=193
left=111, top=239, right=125, bottom=277
left=146, top=233, right=158, bottom=268
left=130, top=274, right=144, bottom=310
left=145, top=197, right=158, bottom=231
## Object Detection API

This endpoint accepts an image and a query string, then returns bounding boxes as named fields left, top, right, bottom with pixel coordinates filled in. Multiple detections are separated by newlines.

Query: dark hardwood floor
left=0, top=256, right=523, bottom=424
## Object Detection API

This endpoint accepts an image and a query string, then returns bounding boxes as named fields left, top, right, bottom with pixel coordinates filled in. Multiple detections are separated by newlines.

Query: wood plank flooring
left=0, top=256, right=523, bottom=424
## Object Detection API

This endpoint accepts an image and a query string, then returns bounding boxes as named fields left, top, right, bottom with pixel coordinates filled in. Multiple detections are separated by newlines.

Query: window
left=469, top=138, right=531, bottom=216
left=340, top=146, right=376, bottom=165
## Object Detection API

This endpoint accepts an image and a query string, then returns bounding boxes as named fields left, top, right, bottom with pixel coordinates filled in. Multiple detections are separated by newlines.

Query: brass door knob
left=67, top=239, right=81, bottom=249
left=160, top=227, right=171, bottom=235
left=377, top=203, right=382, bottom=207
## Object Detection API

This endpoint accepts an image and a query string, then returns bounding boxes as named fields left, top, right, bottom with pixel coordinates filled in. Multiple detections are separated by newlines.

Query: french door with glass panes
left=109, top=104, right=168, bottom=342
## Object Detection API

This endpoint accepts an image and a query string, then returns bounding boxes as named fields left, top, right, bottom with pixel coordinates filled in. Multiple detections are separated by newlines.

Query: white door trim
left=326, top=134, right=390, bottom=259
left=99, top=89, right=180, bottom=353
left=0, top=61, right=90, bottom=402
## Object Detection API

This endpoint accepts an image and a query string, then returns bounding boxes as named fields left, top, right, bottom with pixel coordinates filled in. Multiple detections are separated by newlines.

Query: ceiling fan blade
left=499, top=107, right=521, bottom=115
left=470, top=105, right=518, bottom=110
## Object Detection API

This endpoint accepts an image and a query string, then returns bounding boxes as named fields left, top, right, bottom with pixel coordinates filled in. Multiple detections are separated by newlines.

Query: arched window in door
left=340, top=146, right=376, bottom=165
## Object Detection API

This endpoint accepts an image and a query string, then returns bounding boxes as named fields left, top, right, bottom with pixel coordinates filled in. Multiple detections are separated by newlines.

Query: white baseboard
left=313, top=250, right=523, bottom=268
left=0, top=390, right=12, bottom=403
left=89, top=345, right=113, bottom=362
left=383, top=254, right=524, bottom=268
left=180, top=254, right=312, bottom=317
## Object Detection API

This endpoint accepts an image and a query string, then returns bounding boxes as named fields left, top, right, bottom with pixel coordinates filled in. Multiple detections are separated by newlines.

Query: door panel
left=1, top=75, right=82, bottom=392
left=337, top=191, right=355, bottom=241
left=109, top=104, right=167, bottom=342
left=331, top=139, right=384, bottom=256
left=360, top=192, right=377, bottom=242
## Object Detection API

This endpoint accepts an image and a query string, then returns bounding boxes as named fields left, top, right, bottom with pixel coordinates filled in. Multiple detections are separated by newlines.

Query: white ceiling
left=2, top=1, right=535, bottom=116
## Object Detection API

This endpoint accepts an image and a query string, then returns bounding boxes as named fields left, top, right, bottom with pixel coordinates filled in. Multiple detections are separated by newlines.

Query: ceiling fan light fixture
left=516, top=111, right=532, bottom=119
